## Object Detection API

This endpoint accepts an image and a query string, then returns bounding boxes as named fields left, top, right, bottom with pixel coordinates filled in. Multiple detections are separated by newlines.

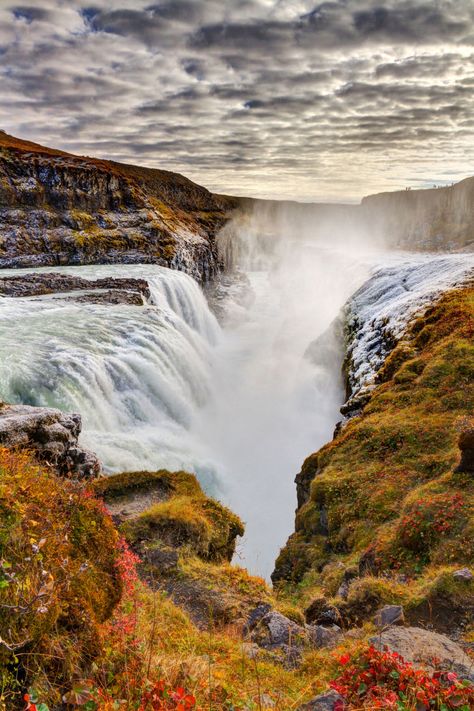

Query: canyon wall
left=0, top=131, right=237, bottom=280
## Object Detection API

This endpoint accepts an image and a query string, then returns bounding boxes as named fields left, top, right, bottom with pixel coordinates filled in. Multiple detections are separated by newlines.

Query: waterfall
left=0, top=247, right=472, bottom=578
left=0, top=265, right=222, bottom=489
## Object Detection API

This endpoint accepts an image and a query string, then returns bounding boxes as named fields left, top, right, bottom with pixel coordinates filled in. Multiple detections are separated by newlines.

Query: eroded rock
left=0, top=402, right=99, bottom=478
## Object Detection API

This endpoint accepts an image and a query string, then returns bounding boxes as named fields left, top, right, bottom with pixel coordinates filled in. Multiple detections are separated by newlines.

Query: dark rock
left=297, top=689, right=344, bottom=710
left=305, top=598, right=341, bottom=627
left=295, top=453, right=319, bottom=509
left=374, top=604, right=405, bottom=627
left=0, top=272, right=150, bottom=301
left=0, top=403, right=100, bottom=478
left=455, top=428, right=474, bottom=473
left=63, top=289, right=145, bottom=305
left=245, top=602, right=273, bottom=635
left=306, top=624, right=342, bottom=648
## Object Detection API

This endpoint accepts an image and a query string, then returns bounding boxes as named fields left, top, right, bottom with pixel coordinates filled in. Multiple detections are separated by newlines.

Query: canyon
left=0, top=132, right=473, bottom=710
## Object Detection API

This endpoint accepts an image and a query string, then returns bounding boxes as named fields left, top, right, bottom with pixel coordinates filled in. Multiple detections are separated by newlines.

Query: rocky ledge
left=0, top=271, right=151, bottom=305
left=0, top=402, right=100, bottom=478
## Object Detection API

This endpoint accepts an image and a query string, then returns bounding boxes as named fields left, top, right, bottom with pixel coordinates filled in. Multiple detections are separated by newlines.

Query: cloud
left=0, top=0, right=473, bottom=201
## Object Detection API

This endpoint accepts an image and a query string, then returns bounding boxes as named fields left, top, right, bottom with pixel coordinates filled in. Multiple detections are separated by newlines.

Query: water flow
left=0, top=265, right=221, bottom=488
left=0, top=241, right=471, bottom=579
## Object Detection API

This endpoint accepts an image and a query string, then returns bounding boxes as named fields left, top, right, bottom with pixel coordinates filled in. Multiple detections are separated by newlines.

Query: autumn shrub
left=330, top=645, right=474, bottom=710
left=0, top=448, right=122, bottom=708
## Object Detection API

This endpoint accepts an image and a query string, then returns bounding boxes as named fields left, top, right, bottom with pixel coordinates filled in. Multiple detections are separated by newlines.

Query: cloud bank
left=0, top=0, right=473, bottom=200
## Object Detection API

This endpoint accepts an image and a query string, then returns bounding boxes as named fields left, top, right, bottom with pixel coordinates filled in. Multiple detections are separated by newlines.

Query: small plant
left=330, top=645, right=474, bottom=710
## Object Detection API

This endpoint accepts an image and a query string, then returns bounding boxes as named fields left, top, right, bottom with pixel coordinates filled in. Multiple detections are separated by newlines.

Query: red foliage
left=138, top=680, right=196, bottom=710
left=330, top=645, right=474, bottom=710
left=398, top=493, right=465, bottom=553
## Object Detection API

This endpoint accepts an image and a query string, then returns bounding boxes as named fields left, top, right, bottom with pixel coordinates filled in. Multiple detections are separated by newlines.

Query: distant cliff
left=0, top=131, right=237, bottom=280
left=361, top=178, right=474, bottom=251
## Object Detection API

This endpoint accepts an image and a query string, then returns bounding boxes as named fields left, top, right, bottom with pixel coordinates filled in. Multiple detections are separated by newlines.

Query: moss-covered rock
left=273, top=286, right=474, bottom=638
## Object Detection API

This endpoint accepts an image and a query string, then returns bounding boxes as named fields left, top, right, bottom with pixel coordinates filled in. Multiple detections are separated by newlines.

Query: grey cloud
left=0, top=0, right=473, bottom=201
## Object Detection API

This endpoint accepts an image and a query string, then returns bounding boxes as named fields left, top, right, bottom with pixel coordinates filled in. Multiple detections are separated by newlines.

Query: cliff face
left=273, top=283, right=474, bottom=633
left=1, top=130, right=472, bottom=273
left=0, top=131, right=237, bottom=280
left=361, top=177, right=474, bottom=251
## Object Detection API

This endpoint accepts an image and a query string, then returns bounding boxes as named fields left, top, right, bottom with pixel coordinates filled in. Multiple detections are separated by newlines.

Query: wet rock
left=453, top=568, right=473, bottom=582
left=374, top=604, right=405, bottom=627
left=455, top=428, right=474, bottom=473
left=64, top=289, right=146, bottom=305
left=0, top=403, right=99, bottom=478
left=306, top=624, right=342, bottom=649
left=297, top=689, right=344, bottom=710
left=370, top=626, right=474, bottom=682
left=0, top=272, right=150, bottom=302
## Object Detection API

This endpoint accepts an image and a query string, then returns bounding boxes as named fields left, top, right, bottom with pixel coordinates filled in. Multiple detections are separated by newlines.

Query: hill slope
left=0, top=130, right=237, bottom=280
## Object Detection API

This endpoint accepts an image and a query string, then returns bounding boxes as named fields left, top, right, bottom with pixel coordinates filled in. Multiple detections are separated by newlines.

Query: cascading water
left=0, top=265, right=222, bottom=488
left=0, top=242, right=472, bottom=578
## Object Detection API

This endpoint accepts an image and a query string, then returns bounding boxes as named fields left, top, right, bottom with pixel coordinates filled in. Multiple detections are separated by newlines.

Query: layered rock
left=0, top=131, right=237, bottom=281
left=0, top=402, right=100, bottom=478
left=0, top=271, right=151, bottom=303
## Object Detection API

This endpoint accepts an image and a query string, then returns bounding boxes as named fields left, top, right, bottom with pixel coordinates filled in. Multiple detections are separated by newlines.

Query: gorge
left=0, top=132, right=473, bottom=710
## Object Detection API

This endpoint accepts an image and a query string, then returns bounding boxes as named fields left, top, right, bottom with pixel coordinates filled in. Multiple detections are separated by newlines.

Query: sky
left=0, top=1, right=473, bottom=202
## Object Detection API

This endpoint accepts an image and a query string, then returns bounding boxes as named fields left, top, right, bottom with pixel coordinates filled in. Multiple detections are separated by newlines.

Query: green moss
left=93, top=469, right=201, bottom=500
left=274, top=286, right=474, bottom=604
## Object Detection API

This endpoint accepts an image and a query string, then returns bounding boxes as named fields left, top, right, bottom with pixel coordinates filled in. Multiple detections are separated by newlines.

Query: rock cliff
left=0, top=131, right=237, bottom=280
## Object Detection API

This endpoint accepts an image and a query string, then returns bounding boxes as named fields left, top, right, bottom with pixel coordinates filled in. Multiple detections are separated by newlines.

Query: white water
left=0, top=247, right=472, bottom=578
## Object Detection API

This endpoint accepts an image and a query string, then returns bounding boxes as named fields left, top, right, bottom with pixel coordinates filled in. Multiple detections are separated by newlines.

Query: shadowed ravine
left=0, top=246, right=472, bottom=577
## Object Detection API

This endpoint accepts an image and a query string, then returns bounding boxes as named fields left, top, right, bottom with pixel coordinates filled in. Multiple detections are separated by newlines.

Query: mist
left=191, top=204, right=378, bottom=577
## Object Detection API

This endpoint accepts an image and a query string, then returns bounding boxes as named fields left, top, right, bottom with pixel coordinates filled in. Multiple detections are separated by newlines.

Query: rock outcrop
left=0, top=271, right=151, bottom=303
left=0, top=402, right=100, bottom=478
left=455, top=427, right=474, bottom=473
left=0, top=131, right=237, bottom=281
left=370, top=626, right=474, bottom=682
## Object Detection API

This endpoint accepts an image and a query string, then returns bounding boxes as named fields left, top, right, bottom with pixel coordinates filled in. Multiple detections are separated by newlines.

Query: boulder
left=0, top=403, right=100, bottom=478
left=297, top=689, right=344, bottom=710
left=370, top=626, right=474, bottom=682
left=249, top=609, right=306, bottom=649
left=306, top=624, right=342, bottom=649
left=374, top=604, right=405, bottom=628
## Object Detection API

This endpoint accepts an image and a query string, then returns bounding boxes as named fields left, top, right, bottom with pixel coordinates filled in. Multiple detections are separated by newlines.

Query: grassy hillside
left=274, top=285, right=474, bottom=633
